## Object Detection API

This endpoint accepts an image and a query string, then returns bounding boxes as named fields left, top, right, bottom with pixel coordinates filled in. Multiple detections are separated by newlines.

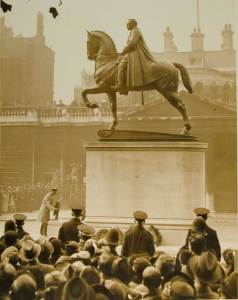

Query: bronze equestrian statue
left=81, top=19, right=193, bottom=135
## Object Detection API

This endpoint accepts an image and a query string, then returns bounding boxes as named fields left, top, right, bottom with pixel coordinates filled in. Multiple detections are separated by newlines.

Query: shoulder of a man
left=205, top=224, right=217, bottom=235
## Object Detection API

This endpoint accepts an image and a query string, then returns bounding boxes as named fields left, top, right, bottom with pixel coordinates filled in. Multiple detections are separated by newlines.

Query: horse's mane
left=90, top=30, right=117, bottom=54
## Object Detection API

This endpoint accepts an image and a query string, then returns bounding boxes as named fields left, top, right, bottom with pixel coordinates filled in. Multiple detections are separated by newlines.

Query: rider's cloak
left=123, top=27, right=173, bottom=88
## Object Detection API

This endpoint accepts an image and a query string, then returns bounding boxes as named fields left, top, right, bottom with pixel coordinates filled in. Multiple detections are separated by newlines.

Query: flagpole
left=197, top=0, right=200, bottom=30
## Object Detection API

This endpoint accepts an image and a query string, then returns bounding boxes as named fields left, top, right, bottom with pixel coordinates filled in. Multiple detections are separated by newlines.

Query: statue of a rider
left=112, top=19, right=159, bottom=91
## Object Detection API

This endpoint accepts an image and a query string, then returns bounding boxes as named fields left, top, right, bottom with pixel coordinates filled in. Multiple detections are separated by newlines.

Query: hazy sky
left=1, top=0, right=236, bottom=102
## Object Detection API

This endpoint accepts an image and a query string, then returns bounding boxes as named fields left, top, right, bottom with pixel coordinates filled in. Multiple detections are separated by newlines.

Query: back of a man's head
left=72, top=209, right=82, bottom=218
left=11, top=274, right=36, bottom=300
left=189, top=233, right=206, bottom=255
left=143, top=266, right=161, bottom=290
left=98, top=252, right=115, bottom=277
left=4, top=220, right=16, bottom=233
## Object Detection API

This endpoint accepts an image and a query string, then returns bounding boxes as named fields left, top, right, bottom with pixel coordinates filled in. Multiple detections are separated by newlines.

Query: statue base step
left=98, top=129, right=197, bottom=141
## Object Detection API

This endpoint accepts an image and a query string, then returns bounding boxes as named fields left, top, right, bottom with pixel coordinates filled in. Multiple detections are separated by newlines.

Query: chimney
left=191, top=27, right=204, bottom=52
left=36, top=11, right=45, bottom=42
left=163, top=26, right=177, bottom=52
left=221, top=24, right=233, bottom=50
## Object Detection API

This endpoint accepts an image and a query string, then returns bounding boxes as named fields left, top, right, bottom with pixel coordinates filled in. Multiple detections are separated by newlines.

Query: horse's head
left=87, top=31, right=100, bottom=60
left=87, top=31, right=117, bottom=61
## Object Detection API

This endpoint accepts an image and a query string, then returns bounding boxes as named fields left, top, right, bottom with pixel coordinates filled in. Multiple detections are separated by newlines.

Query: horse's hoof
left=108, top=125, right=116, bottom=131
left=87, top=103, right=99, bottom=109
left=181, top=123, right=191, bottom=135
left=180, top=127, right=191, bottom=136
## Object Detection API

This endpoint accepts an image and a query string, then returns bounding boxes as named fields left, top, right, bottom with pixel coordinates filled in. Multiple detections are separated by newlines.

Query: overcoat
left=121, top=225, right=155, bottom=257
left=123, top=27, right=175, bottom=88
left=38, top=191, right=56, bottom=223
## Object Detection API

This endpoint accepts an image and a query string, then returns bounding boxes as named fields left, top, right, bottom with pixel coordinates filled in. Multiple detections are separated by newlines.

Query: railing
left=0, top=106, right=113, bottom=124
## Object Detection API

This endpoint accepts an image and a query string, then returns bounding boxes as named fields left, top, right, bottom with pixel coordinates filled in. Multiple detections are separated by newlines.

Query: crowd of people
left=0, top=205, right=236, bottom=300
left=192, top=80, right=236, bottom=105
left=0, top=182, right=52, bottom=214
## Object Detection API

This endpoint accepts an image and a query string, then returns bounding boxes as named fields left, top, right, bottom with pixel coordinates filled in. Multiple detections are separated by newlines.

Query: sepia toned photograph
left=0, top=0, right=237, bottom=299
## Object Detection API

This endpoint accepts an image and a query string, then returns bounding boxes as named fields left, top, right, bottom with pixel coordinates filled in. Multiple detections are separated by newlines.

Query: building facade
left=0, top=13, right=55, bottom=106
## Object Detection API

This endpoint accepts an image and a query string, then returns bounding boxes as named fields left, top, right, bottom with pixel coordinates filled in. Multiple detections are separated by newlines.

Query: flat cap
left=133, top=210, right=148, bottom=220
left=51, top=187, right=58, bottom=191
left=13, top=214, right=27, bottom=221
left=77, top=224, right=95, bottom=236
left=194, top=207, right=210, bottom=216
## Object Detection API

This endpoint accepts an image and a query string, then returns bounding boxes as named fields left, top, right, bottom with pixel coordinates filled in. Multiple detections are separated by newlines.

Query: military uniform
left=121, top=211, right=155, bottom=257
left=58, top=217, right=83, bottom=246
left=13, top=213, right=29, bottom=240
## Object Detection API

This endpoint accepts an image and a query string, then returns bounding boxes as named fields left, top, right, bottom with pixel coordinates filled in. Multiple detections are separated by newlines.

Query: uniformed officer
left=121, top=211, right=155, bottom=258
left=13, top=213, right=29, bottom=239
left=185, top=208, right=221, bottom=261
left=58, top=206, right=84, bottom=247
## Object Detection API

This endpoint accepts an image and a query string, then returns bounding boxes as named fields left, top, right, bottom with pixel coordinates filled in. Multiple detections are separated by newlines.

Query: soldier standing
left=121, top=211, right=155, bottom=257
left=13, top=213, right=29, bottom=239
left=58, top=206, right=84, bottom=247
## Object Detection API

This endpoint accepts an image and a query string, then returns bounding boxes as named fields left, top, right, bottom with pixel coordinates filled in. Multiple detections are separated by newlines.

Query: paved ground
left=0, top=210, right=236, bottom=256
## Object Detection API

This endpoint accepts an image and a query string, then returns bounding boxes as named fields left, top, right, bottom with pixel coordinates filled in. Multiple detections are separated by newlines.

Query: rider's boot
left=111, top=61, right=128, bottom=95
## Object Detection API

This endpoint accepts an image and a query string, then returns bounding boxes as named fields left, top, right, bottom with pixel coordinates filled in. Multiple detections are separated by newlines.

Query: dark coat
left=16, top=227, right=29, bottom=240
left=205, top=224, right=221, bottom=261
left=121, top=225, right=155, bottom=257
left=58, top=218, right=82, bottom=245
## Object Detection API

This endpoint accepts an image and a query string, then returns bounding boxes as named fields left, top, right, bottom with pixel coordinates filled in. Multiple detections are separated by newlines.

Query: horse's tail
left=173, top=62, right=193, bottom=94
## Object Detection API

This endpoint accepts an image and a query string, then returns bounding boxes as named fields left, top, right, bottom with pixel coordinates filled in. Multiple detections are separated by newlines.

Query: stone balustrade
left=0, top=106, right=113, bottom=125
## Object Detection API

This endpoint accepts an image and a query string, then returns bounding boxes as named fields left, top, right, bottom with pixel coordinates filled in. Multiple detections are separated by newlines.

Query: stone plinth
left=84, top=142, right=208, bottom=223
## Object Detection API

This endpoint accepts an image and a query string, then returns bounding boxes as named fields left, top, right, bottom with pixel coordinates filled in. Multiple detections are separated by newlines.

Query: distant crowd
left=0, top=206, right=236, bottom=299
left=193, top=81, right=236, bottom=104
left=0, top=183, right=51, bottom=214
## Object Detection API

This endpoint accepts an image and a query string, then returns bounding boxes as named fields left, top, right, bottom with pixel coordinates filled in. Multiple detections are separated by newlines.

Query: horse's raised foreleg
left=81, top=87, right=106, bottom=109
left=162, top=91, right=191, bottom=135
left=107, top=92, right=118, bottom=130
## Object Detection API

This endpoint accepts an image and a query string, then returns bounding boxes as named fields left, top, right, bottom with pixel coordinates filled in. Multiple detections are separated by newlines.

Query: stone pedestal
left=84, top=142, right=208, bottom=225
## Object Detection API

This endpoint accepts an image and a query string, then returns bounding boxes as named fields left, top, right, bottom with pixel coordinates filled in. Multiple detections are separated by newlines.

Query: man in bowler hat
left=121, top=211, right=155, bottom=257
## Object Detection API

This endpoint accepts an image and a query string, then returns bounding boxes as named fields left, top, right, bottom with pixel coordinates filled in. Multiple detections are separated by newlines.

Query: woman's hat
left=188, top=251, right=224, bottom=284
left=62, top=277, right=95, bottom=300
left=19, top=240, right=41, bottom=261
left=105, top=228, right=121, bottom=246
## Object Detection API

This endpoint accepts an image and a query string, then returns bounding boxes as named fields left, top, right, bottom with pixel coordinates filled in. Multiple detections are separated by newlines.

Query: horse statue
left=81, top=30, right=193, bottom=135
